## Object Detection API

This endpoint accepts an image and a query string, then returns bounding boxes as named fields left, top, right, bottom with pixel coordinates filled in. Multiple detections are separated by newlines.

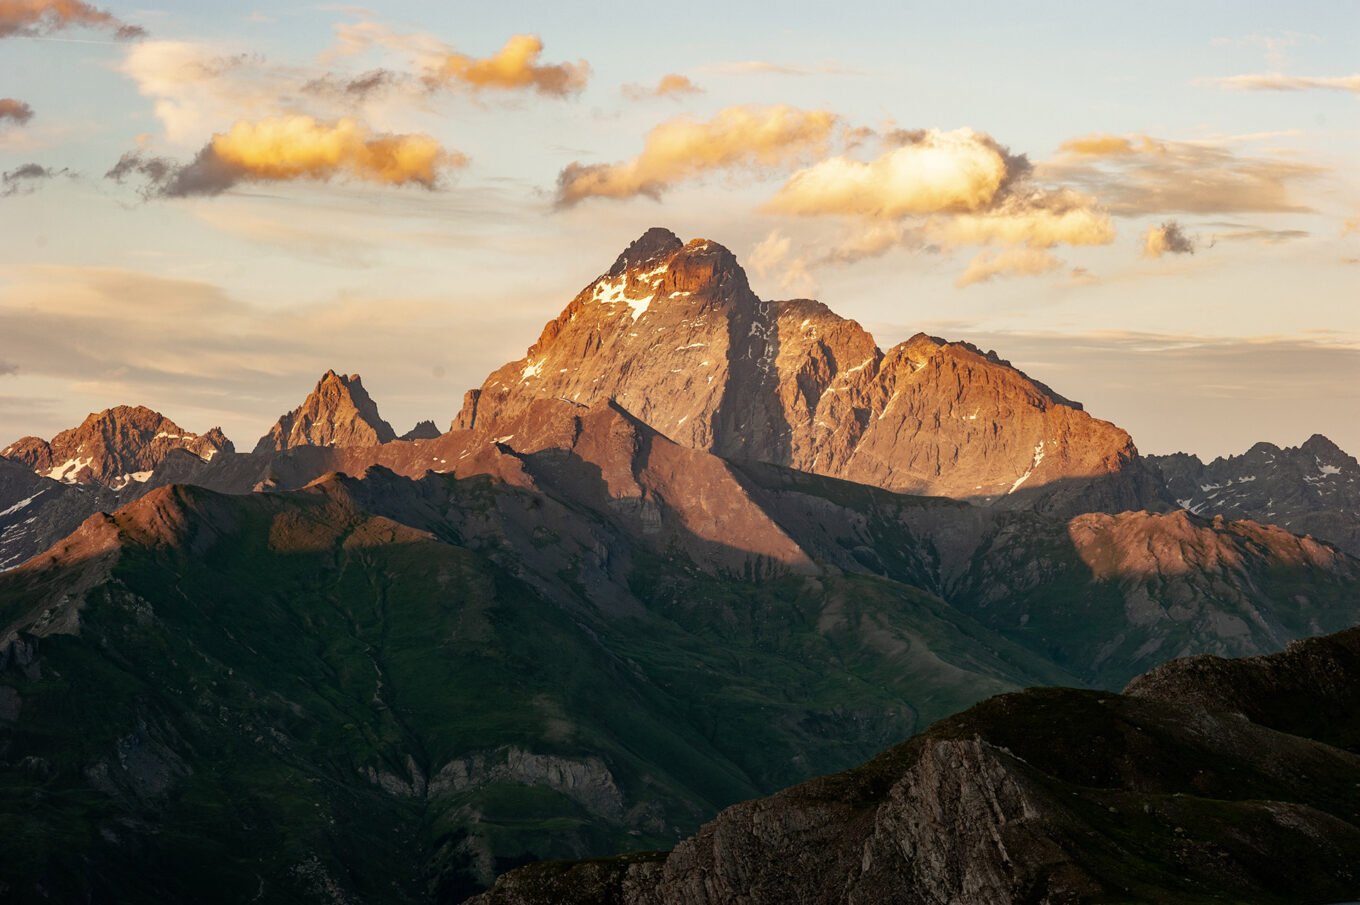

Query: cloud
left=1344, top=217, right=1359, bottom=237
left=302, top=68, right=407, bottom=102
left=765, top=128, right=1016, bottom=218
left=119, top=41, right=299, bottom=145
left=422, top=33, right=587, bottom=95
left=1205, top=223, right=1308, bottom=245
left=1213, top=72, right=1360, bottom=94
left=0, top=361, right=16, bottom=376
left=106, top=115, right=465, bottom=198
left=764, top=128, right=1113, bottom=282
left=0, top=0, right=143, bottom=39
left=1047, top=133, right=1322, bottom=216
left=1142, top=221, right=1196, bottom=258
left=2, top=162, right=69, bottom=196
left=748, top=230, right=817, bottom=297
left=1058, top=133, right=1142, bottom=157
left=328, top=24, right=587, bottom=97
left=818, top=221, right=922, bottom=265
left=556, top=105, right=840, bottom=205
left=955, top=247, right=1063, bottom=288
left=923, top=189, right=1114, bottom=248
left=623, top=73, right=702, bottom=101
left=0, top=97, right=33, bottom=125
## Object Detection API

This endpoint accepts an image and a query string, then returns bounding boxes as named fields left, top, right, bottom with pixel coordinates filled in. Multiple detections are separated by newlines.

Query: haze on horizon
left=0, top=0, right=1357, bottom=460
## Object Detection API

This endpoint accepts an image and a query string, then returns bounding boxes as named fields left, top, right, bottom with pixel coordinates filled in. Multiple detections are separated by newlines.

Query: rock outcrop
left=0, top=405, right=232, bottom=489
left=253, top=370, right=397, bottom=453
left=456, top=228, right=1162, bottom=516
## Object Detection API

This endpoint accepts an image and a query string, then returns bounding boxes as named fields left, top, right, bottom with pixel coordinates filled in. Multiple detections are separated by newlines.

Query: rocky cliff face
left=254, top=370, right=397, bottom=453
left=1149, top=434, right=1360, bottom=556
left=457, top=228, right=1162, bottom=516
left=0, top=405, right=232, bottom=489
left=472, top=626, right=1360, bottom=905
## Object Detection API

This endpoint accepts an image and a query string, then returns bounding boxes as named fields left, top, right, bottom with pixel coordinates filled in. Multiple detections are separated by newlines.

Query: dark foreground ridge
left=471, top=627, right=1360, bottom=905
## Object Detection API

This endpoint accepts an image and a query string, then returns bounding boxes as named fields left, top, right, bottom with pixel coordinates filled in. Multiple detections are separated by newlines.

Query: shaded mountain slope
left=0, top=462, right=1073, bottom=903
left=472, top=627, right=1360, bottom=905
left=1150, top=433, right=1360, bottom=556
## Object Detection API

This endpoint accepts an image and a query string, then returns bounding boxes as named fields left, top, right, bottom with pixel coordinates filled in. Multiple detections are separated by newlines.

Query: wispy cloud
left=955, top=247, right=1063, bottom=287
left=327, top=23, right=588, bottom=97
left=622, top=73, right=703, bottom=101
left=1213, top=72, right=1360, bottom=95
left=1, top=162, right=70, bottom=196
left=747, top=230, right=817, bottom=297
left=555, top=105, right=840, bottom=205
left=1048, top=133, right=1322, bottom=215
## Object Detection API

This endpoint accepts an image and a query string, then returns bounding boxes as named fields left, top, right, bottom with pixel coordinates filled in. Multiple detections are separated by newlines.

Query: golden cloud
left=1142, top=221, right=1196, bottom=258
left=423, top=33, right=588, bottom=95
left=0, top=0, right=143, bottom=39
left=328, top=24, right=588, bottom=98
left=1058, top=133, right=1143, bottom=157
left=765, top=128, right=1009, bottom=217
left=107, top=115, right=465, bottom=197
left=556, top=105, right=839, bottom=205
left=955, top=248, right=1063, bottom=288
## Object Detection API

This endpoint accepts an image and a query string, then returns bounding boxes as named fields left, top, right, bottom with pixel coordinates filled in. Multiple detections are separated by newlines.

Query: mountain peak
left=1, top=405, right=233, bottom=488
left=454, top=231, right=1157, bottom=514
left=607, top=226, right=685, bottom=275
left=254, top=370, right=397, bottom=454
left=1300, top=433, right=1346, bottom=459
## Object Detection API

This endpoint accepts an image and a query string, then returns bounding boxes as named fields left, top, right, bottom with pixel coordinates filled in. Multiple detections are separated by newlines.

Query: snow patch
left=44, top=457, right=93, bottom=483
left=520, top=359, right=544, bottom=382
left=1008, top=441, right=1045, bottom=494
left=0, top=489, right=45, bottom=518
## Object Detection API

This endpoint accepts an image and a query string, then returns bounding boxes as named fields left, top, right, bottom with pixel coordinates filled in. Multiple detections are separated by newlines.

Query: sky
left=0, top=0, right=1357, bottom=460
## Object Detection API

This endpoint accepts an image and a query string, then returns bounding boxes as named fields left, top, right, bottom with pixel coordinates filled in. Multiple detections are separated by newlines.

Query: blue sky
left=1, top=0, right=1357, bottom=458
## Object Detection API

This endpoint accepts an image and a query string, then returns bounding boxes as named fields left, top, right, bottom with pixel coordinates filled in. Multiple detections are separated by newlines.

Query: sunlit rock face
left=0, top=405, right=232, bottom=489
left=458, top=227, right=1163, bottom=516
left=254, top=369, right=397, bottom=453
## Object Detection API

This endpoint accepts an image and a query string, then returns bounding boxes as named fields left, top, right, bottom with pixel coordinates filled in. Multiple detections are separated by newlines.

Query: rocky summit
left=457, top=228, right=1162, bottom=516
left=254, top=369, right=398, bottom=453
left=0, top=405, right=232, bottom=490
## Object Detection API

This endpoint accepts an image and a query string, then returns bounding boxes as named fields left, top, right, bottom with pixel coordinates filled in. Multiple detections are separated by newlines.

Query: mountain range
left=1, top=228, right=1357, bottom=902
